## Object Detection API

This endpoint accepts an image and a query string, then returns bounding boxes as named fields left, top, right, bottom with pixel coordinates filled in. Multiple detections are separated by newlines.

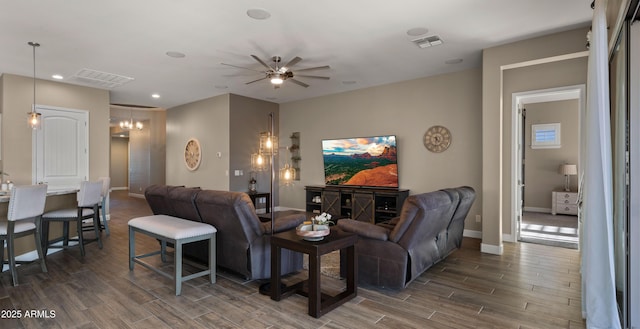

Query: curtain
left=581, top=0, right=622, bottom=328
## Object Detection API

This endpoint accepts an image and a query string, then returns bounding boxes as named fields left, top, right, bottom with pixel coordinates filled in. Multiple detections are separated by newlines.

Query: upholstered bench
left=128, top=215, right=216, bottom=295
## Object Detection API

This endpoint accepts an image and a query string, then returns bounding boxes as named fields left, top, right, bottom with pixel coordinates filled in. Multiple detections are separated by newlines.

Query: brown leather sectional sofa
left=144, top=185, right=306, bottom=280
left=337, top=186, right=475, bottom=290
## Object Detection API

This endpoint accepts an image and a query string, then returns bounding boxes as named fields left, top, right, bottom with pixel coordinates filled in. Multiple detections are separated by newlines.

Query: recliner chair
left=337, top=187, right=475, bottom=290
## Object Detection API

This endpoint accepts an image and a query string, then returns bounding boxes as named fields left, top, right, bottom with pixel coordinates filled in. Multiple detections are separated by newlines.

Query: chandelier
left=119, top=111, right=143, bottom=130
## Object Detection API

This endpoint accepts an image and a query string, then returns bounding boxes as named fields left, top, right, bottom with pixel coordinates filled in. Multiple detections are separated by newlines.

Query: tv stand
left=305, top=185, right=409, bottom=224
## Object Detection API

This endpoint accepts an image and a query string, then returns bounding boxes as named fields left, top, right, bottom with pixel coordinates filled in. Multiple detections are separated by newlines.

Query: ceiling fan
left=222, top=55, right=330, bottom=88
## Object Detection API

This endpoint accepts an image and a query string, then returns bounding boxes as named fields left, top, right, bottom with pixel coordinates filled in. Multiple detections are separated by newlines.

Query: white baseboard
left=481, top=243, right=504, bottom=255
left=128, top=193, right=145, bottom=199
left=503, top=233, right=515, bottom=243
left=112, top=187, right=128, bottom=191
left=463, top=229, right=482, bottom=239
left=523, top=207, right=551, bottom=213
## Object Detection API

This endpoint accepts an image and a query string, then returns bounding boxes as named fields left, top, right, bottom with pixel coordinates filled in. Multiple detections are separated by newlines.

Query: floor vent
left=411, top=35, right=443, bottom=49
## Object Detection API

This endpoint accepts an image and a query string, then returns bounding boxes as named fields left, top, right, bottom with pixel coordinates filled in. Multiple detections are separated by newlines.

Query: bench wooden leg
left=175, top=241, right=183, bottom=295
left=129, top=226, right=135, bottom=271
left=160, top=240, right=167, bottom=263
left=209, top=233, right=216, bottom=284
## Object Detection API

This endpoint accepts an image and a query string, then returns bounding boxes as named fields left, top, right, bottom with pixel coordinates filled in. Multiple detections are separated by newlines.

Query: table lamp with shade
left=559, top=164, right=577, bottom=192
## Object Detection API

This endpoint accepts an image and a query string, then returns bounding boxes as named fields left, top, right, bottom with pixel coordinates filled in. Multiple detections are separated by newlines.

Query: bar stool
left=0, top=184, right=48, bottom=286
left=41, top=181, right=103, bottom=257
left=98, top=177, right=111, bottom=236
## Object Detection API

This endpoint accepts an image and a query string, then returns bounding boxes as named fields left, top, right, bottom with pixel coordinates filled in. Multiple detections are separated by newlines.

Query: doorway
left=512, top=85, right=584, bottom=248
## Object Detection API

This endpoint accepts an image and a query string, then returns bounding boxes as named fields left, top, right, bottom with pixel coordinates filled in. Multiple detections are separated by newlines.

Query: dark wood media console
left=305, top=185, right=409, bottom=224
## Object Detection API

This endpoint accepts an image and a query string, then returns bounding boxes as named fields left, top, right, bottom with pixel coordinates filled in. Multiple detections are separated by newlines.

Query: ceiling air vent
left=411, top=35, right=443, bottom=49
left=71, top=68, right=134, bottom=89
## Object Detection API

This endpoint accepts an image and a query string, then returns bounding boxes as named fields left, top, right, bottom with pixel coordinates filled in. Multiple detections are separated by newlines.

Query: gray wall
left=524, top=99, right=580, bottom=210
left=165, top=93, right=280, bottom=193
left=166, top=94, right=230, bottom=189
left=279, top=68, right=484, bottom=231
left=228, top=94, right=279, bottom=197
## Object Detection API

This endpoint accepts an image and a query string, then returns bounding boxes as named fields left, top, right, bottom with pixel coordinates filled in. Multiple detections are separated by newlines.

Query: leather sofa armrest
left=376, top=216, right=400, bottom=230
left=262, top=213, right=306, bottom=234
left=338, top=219, right=389, bottom=241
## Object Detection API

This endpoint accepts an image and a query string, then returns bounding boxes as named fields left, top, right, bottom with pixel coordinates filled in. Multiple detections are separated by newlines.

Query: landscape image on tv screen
left=322, top=135, right=398, bottom=188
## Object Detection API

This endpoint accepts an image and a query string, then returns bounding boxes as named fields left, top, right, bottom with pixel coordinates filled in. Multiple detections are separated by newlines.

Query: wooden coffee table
left=270, top=227, right=357, bottom=318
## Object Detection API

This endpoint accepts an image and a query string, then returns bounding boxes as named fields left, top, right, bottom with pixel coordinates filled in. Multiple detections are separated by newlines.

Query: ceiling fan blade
left=288, top=79, right=309, bottom=88
left=282, top=56, right=302, bottom=69
left=294, top=65, right=330, bottom=72
left=295, top=74, right=330, bottom=80
left=245, top=77, right=268, bottom=85
left=221, top=62, right=263, bottom=72
left=251, top=55, right=274, bottom=71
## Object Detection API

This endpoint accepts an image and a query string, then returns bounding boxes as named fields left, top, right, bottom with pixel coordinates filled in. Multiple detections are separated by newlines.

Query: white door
left=33, top=106, right=89, bottom=189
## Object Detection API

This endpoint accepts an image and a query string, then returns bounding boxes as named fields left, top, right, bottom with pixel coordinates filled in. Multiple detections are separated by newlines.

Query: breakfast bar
left=0, top=187, right=79, bottom=257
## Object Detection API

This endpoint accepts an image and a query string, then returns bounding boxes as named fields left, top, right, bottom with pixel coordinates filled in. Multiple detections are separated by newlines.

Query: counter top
left=0, top=187, right=78, bottom=203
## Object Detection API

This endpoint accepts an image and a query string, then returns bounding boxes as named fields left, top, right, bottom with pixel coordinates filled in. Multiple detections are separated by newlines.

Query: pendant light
left=28, top=41, right=41, bottom=129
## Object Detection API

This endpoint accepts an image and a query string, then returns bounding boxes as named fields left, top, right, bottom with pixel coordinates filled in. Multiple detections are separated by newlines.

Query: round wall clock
left=184, top=138, right=202, bottom=171
left=423, top=125, right=452, bottom=153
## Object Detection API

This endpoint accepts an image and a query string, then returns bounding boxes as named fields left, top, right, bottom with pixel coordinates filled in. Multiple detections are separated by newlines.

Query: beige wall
left=0, top=73, right=110, bottom=255
left=110, top=136, right=129, bottom=189
left=501, top=58, right=587, bottom=235
left=166, top=94, right=230, bottom=189
left=1, top=74, right=110, bottom=184
left=524, top=100, right=580, bottom=210
left=110, top=108, right=166, bottom=194
left=482, top=28, right=588, bottom=252
left=279, top=68, right=483, bottom=231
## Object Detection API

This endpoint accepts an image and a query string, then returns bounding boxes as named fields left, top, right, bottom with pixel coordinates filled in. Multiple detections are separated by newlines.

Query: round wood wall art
left=184, top=138, right=202, bottom=171
left=423, top=125, right=452, bottom=153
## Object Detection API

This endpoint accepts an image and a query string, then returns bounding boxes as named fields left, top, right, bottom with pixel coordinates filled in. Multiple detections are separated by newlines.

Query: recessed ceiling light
left=407, top=27, right=429, bottom=37
left=247, top=8, right=271, bottom=20
left=151, top=93, right=160, bottom=98
left=52, top=74, right=64, bottom=80
left=166, top=51, right=186, bottom=58
left=445, top=58, right=463, bottom=64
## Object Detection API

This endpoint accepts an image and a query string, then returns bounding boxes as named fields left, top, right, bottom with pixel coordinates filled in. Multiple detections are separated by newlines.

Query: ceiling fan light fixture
left=270, top=73, right=284, bottom=85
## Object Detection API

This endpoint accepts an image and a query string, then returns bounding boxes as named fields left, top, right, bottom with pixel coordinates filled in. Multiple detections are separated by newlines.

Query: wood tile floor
left=0, top=190, right=586, bottom=328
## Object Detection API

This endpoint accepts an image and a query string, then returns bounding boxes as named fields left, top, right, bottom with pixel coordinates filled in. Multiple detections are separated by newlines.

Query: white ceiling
left=0, top=1, right=592, bottom=110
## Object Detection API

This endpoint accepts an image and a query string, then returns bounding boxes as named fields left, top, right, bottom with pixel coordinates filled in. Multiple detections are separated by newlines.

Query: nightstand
left=551, top=191, right=578, bottom=215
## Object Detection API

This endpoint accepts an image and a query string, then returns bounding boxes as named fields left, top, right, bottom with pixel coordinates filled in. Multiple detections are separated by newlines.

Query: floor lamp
left=256, top=112, right=279, bottom=295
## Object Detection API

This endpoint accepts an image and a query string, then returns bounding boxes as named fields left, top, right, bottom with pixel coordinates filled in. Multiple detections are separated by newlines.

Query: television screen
left=322, top=135, right=398, bottom=188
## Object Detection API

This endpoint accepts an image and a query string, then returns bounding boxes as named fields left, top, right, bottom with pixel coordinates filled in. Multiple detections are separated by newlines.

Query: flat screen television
left=322, top=135, right=398, bottom=188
